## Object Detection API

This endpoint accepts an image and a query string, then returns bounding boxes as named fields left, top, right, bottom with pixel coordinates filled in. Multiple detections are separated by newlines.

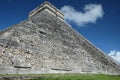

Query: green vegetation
left=29, top=74, right=120, bottom=80
left=0, top=74, right=120, bottom=80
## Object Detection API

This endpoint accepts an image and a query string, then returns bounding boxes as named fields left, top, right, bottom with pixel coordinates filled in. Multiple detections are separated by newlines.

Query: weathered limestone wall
left=0, top=3, right=120, bottom=75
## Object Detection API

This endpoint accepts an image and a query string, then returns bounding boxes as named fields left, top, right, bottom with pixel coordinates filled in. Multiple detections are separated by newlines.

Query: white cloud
left=108, top=50, right=120, bottom=63
left=61, top=4, right=104, bottom=27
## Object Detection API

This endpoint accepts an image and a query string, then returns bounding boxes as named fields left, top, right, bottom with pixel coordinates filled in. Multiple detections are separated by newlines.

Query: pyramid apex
left=29, top=1, right=64, bottom=21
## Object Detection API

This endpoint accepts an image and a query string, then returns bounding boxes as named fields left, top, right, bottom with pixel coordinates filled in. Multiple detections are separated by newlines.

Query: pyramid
left=0, top=1, right=120, bottom=75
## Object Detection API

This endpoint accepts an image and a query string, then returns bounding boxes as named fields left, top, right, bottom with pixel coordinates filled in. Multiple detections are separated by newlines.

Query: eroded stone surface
left=0, top=1, right=120, bottom=75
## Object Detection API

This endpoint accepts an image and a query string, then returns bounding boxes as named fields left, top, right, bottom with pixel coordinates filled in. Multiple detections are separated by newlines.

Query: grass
left=0, top=73, right=120, bottom=80
left=28, top=74, right=120, bottom=80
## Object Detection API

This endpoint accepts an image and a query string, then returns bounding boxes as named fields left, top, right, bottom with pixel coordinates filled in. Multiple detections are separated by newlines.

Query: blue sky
left=0, top=0, right=120, bottom=62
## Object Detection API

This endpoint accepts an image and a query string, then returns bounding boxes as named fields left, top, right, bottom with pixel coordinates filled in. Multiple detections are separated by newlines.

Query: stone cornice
left=29, top=1, right=64, bottom=21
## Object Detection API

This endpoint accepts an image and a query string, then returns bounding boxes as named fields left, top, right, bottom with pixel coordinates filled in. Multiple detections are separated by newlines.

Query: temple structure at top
left=29, top=1, right=64, bottom=21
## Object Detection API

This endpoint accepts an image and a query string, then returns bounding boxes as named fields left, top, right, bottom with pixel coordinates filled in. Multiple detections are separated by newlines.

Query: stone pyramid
left=0, top=1, right=120, bottom=75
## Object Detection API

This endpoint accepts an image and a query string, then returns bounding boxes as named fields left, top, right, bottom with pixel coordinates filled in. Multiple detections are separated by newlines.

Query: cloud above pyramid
left=61, top=4, right=104, bottom=26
